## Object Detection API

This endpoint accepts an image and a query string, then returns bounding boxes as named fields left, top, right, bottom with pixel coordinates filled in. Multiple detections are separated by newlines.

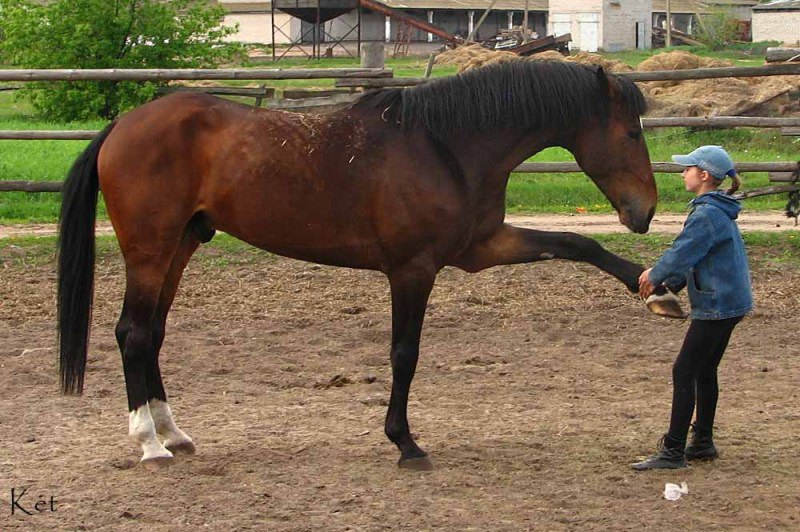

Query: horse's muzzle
left=619, top=205, right=655, bottom=234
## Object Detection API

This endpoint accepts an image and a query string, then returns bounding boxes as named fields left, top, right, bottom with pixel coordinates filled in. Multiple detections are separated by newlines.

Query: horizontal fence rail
left=0, top=68, right=392, bottom=82
left=621, top=63, right=800, bottom=82
left=4, top=117, right=798, bottom=140
left=4, top=162, right=797, bottom=193
left=513, top=162, right=800, bottom=173
left=0, top=130, right=98, bottom=140
left=335, top=62, right=800, bottom=89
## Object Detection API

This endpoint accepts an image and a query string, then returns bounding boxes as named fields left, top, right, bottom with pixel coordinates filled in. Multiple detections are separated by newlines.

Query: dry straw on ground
left=434, top=47, right=800, bottom=118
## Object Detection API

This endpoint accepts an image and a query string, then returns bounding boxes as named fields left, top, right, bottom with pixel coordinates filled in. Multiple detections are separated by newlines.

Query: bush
left=693, top=9, right=746, bottom=50
left=0, top=0, right=242, bottom=120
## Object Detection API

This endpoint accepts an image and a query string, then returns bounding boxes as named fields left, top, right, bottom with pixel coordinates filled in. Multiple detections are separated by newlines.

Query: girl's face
left=682, top=166, right=713, bottom=195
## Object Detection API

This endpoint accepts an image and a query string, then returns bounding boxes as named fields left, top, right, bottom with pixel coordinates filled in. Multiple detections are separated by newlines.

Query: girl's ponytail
left=725, top=173, right=741, bottom=196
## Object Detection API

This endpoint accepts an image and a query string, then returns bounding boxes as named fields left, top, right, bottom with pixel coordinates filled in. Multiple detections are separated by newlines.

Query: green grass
left=603, top=41, right=783, bottom=68
left=508, top=128, right=799, bottom=214
left=0, top=232, right=275, bottom=268
left=4, top=232, right=800, bottom=273
left=595, top=231, right=800, bottom=268
left=0, top=46, right=797, bottom=223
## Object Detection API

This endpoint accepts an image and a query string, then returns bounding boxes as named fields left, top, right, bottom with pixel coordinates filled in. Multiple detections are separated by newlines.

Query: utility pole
left=666, top=0, right=672, bottom=47
left=523, top=0, right=529, bottom=44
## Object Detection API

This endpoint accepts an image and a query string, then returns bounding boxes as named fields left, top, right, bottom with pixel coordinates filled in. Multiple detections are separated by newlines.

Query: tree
left=0, top=0, right=242, bottom=120
left=693, top=8, right=744, bottom=50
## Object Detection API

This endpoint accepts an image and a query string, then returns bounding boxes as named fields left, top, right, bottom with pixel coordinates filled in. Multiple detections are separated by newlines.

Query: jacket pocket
left=688, top=268, right=717, bottom=313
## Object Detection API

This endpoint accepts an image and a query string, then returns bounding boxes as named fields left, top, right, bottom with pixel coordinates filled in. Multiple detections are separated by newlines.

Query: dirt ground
left=0, top=211, right=796, bottom=240
left=1, top=236, right=799, bottom=530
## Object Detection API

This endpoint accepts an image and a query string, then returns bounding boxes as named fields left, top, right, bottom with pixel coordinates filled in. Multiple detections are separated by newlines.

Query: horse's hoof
left=140, top=455, right=173, bottom=471
left=166, top=440, right=196, bottom=456
left=645, top=292, right=687, bottom=319
left=398, top=456, right=434, bottom=471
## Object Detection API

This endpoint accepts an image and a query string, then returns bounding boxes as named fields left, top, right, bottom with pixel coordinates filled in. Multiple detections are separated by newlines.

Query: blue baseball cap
left=672, top=145, right=736, bottom=180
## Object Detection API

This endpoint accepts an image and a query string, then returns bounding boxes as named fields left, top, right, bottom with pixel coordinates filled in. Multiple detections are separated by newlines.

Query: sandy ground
left=0, top=210, right=796, bottom=240
left=1, top=234, right=799, bottom=530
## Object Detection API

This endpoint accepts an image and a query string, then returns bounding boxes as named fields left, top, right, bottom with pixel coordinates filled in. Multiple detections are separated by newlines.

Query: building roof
left=218, top=0, right=761, bottom=13
left=379, top=0, right=548, bottom=9
left=216, top=1, right=272, bottom=13
left=217, top=0, right=548, bottom=12
left=753, top=0, right=800, bottom=11
left=652, top=0, right=758, bottom=13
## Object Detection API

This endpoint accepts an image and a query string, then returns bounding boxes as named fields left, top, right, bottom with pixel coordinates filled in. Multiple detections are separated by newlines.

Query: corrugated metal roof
left=753, top=0, right=800, bottom=10
left=218, top=0, right=548, bottom=12
left=218, top=0, right=759, bottom=13
left=379, top=0, right=548, bottom=10
left=216, top=0, right=764, bottom=13
left=652, top=0, right=757, bottom=13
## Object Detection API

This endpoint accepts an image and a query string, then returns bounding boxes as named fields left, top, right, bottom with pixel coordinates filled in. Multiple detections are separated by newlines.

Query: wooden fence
left=0, top=64, right=798, bottom=195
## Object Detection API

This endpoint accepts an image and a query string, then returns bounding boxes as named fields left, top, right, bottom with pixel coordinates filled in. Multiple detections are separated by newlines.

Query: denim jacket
left=649, top=191, right=753, bottom=320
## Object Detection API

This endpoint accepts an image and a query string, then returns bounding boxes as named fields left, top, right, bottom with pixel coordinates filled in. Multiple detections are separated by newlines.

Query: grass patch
left=0, top=233, right=274, bottom=269
left=594, top=231, right=800, bottom=269
left=4, top=232, right=799, bottom=273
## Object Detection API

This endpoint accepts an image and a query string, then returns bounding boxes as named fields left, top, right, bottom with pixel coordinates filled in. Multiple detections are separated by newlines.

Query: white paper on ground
left=663, top=481, right=689, bottom=501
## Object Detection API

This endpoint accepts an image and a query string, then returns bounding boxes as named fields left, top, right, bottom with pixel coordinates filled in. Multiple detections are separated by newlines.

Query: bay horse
left=58, top=60, right=661, bottom=471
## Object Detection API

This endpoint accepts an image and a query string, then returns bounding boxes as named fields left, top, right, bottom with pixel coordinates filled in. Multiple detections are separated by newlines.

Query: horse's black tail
left=57, top=123, right=116, bottom=396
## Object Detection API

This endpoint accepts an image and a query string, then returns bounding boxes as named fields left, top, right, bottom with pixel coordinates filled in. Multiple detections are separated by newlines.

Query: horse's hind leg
left=115, top=230, right=201, bottom=466
left=115, top=235, right=189, bottom=469
left=147, top=231, right=202, bottom=456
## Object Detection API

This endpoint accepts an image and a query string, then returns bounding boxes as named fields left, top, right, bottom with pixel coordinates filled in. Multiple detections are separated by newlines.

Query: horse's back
left=96, top=93, right=388, bottom=268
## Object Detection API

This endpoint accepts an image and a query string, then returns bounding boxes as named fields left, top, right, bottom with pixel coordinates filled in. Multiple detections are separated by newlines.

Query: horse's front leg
left=455, top=224, right=643, bottom=292
left=385, top=261, right=437, bottom=471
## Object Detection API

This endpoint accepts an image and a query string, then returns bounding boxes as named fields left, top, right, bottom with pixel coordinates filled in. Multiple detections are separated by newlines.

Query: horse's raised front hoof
left=140, top=455, right=173, bottom=471
left=166, top=440, right=196, bottom=456
left=398, top=455, right=434, bottom=471
left=645, top=292, right=687, bottom=319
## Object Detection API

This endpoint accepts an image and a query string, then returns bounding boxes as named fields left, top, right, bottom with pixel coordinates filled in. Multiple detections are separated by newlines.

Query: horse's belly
left=213, top=212, right=387, bottom=271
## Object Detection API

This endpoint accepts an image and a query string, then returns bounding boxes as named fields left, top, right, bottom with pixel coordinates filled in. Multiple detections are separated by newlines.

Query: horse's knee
left=121, top=324, right=154, bottom=366
left=115, top=316, right=131, bottom=350
left=385, top=420, right=408, bottom=443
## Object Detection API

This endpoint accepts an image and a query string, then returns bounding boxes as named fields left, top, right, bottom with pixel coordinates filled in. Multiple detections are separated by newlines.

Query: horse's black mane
left=352, top=60, right=647, bottom=138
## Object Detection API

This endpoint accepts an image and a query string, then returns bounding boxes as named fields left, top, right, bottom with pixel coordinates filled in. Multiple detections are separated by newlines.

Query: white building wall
left=222, top=13, right=297, bottom=44
left=752, top=12, right=800, bottom=45
left=549, top=0, right=651, bottom=52
left=327, top=11, right=385, bottom=41
left=548, top=0, right=602, bottom=51
left=602, top=0, right=652, bottom=52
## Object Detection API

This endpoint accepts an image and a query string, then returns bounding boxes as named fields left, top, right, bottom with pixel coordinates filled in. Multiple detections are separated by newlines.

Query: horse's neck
left=447, top=127, right=573, bottom=185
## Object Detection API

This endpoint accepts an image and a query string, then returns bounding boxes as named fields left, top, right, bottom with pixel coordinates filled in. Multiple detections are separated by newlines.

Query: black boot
left=631, top=434, right=687, bottom=471
left=685, top=423, right=718, bottom=461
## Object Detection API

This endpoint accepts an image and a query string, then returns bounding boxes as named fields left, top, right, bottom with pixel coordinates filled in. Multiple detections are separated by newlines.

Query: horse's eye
left=627, top=130, right=642, bottom=140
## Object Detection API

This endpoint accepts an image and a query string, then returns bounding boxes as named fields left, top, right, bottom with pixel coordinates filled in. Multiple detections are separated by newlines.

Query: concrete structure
left=548, top=0, right=652, bottom=52
left=217, top=0, right=762, bottom=51
left=324, top=0, right=549, bottom=44
left=217, top=0, right=297, bottom=44
left=218, top=0, right=548, bottom=45
left=752, top=0, right=800, bottom=45
left=651, top=0, right=757, bottom=36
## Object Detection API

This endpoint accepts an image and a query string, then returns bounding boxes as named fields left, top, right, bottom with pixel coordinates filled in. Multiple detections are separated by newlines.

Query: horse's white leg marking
left=129, top=404, right=173, bottom=465
left=149, top=399, right=195, bottom=454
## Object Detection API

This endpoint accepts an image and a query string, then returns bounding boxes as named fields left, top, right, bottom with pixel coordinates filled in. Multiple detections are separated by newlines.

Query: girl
left=633, top=145, right=753, bottom=471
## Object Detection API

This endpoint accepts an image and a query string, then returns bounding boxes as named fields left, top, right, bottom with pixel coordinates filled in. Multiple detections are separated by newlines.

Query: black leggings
left=667, top=316, right=743, bottom=442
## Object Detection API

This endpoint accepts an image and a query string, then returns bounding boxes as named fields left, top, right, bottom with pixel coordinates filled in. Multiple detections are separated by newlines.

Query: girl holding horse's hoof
left=632, top=145, right=753, bottom=471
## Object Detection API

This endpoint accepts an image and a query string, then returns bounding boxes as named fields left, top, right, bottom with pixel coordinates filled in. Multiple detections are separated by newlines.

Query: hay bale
left=564, top=51, right=634, bottom=73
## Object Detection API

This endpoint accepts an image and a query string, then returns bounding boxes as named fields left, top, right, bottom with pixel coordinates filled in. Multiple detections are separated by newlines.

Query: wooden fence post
left=360, top=43, right=385, bottom=69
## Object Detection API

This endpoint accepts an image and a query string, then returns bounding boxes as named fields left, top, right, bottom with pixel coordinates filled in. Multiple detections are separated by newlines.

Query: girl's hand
left=638, top=268, right=654, bottom=299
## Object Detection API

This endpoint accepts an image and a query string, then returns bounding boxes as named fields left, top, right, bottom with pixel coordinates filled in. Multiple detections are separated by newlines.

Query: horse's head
left=570, top=68, right=656, bottom=234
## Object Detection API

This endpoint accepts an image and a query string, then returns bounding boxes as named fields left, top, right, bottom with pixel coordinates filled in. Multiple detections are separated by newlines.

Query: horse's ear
left=596, top=66, right=610, bottom=98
